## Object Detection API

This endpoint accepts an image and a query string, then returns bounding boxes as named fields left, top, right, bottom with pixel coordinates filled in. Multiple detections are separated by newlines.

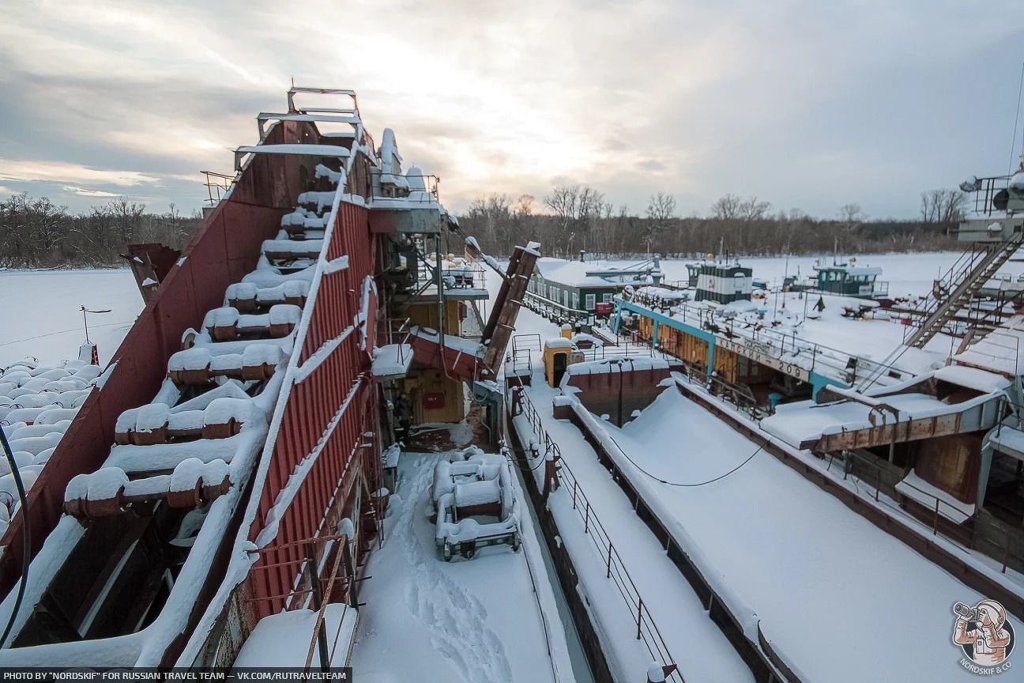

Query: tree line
left=1, top=184, right=966, bottom=269
left=0, top=193, right=200, bottom=268
left=460, top=185, right=965, bottom=258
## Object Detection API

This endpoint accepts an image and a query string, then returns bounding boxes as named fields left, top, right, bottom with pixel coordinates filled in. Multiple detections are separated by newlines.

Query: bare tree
left=544, top=184, right=606, bottom=256
left=920, top=189, right=965, bottom=226
left=644, top=192, right=676, bottom=254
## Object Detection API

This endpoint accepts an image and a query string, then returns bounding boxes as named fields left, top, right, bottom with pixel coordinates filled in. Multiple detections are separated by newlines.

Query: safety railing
left=964, top=174, right=1013, bottom=218
left=202, top=170, right=235, bottom=206
left=824, top=447, right=1023, bottom=574
left=624, top=296, right=910, bottom=388
left=245, top=533, right=356, bottom=672
left=383, top=316, right=413, bottom=367
left=371, top=171, right=441, bottom=202
left=523, top=291, right=594, bottom=325
left=576, top=340, right=659, bottom=363
left=417, top=258, right=487, bottom=291
left=512, top=387, right=683, bottom=682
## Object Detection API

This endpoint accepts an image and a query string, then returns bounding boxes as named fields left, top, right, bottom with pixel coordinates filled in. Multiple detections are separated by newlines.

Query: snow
left=268, top=304, right=302, bottom=326
left=135, top=403, right=170, bottom=432
left=371, top=344, right=413, bottom=378
left=0, top=269, right=141, bottom=367
left=761, top=392, right=966, bottom=446
left=953, top=315, right=1024, bottom=376
left=236, top=143, right=350, bottom=159
left=410, top=326, right=484, bottom=356
left=0, top=252, right=998, bottom=370
left=895, top=470, right=975, bottom=523
left=297, top=191, right=337, bottom=213
left=544, top=338, right=573, bottom=349
left=204, top=307, right=240, bottom=329
left=349, top=452, right=574, bottom=682
left=169, top=458, right=211, bottom=493
left=314, top=163, right=346, bottom=185
left=169, top=348, right=212, bottom=372
left=933, top=364, right=1011, bottom=393
left=510, top=389, right=752, bottom=683
left=262, top=238, right=324, bottom=255
left=546, top=385, right=992, bottom=682
left=86, top=467, right=129, bottom=500
left=235, top=605, right=357, bottom=668
left=382, top=443, right=401, bottom=469
left=204, top=398, right=254, bottom=426
left=563, top=357, right=671, bottom=378
left=989, top=424, right=1024, bottom=456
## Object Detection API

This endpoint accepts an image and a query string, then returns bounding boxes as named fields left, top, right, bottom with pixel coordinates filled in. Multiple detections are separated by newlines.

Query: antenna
left=1010, top=60, right=1024, bottom=174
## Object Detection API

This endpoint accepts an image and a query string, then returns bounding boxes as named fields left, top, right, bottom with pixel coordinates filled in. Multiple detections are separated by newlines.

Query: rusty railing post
left=305, top=542, right=331, bottom=672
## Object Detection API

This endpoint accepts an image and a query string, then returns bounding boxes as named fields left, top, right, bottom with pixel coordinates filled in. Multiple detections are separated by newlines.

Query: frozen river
left=0, top=250, right=1017, bottom=367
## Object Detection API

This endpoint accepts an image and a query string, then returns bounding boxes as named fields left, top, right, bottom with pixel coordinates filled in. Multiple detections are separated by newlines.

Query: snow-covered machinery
left=430, top=447, right=521, bottom=561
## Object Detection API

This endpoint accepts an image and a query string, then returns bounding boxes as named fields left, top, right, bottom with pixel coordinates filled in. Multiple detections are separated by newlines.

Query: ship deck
left=348, top=451, right=576, bottom=682
left=523, top=375, right=1000, bottom=682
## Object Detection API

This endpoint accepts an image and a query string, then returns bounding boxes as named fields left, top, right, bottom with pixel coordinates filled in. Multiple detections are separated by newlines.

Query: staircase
left=905, top=234, right=1024, bottom=349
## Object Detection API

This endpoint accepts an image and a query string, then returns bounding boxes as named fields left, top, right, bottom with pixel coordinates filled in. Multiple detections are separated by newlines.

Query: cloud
left=0, top=0, right=1022, bottom=217
left=62, top=185, right=122, bottom=198
left=0, top=159, right=160, bottom=187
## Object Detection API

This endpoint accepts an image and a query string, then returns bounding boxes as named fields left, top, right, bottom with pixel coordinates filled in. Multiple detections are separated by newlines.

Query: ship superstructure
left=0, top=87, right=540, bottom=668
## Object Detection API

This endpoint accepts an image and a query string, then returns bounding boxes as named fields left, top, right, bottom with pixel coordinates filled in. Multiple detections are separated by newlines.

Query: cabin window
left=564, top=290, right=569, bottom=308
left=602, top=293, right=612, bottom=303
left=585, top=294, right=596, bottom=310
left=572, top=292, right=579, bottom=309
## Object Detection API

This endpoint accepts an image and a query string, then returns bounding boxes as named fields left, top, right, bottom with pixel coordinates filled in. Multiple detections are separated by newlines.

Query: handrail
left=201, top=170, right=235, bottom=206
left=511, top=388, right=684, bottom=682
left=624, top=296, right=907, bottom=388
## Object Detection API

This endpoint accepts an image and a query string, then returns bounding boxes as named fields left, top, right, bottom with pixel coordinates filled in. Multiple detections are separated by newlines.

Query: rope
left=601, top=423, right=765, bottom=488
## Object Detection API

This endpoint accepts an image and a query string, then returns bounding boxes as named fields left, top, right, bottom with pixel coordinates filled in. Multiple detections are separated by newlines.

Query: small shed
left=692, top=262, right=752, bottom=304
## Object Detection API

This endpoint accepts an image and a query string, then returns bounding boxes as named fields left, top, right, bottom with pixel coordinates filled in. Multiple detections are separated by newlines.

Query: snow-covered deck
left=349, top=452, right=575, bottom=682
left=511, top=387, right=754, bottom=682
left=526, top=377, right=999, bottom=682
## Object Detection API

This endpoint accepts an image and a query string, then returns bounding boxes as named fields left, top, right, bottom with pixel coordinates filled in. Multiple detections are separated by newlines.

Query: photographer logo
left=952, top=599, right=1015, bottom=675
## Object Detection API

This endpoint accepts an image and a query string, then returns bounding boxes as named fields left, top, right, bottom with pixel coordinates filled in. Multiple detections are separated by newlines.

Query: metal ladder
left=905, top=233, right=1024, bottom=349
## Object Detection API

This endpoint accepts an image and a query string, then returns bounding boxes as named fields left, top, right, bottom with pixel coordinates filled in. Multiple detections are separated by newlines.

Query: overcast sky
left=1, top=0, right=1023, bottom=219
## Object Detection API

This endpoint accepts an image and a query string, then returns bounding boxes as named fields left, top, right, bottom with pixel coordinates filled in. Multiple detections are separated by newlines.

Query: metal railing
left=246, top=533, right=356, bottom=671
left=417, top=258, right=487, bottom=291
left=512, top=388, right=683, bottom=681
left=202, top=170, right=235, bottom=206
left=624, top=296, right=910, bottom=388
left=383, top=315, right=413, bottom=368
left=964, top=175, right=1014, bottom=218
left=523, top=291, right=595, bottom=325
left=371, top=171, right=441, bottom=202
left=576, top=340, right=659, bottom=363
left=824, top=445, right=1023, bottom=574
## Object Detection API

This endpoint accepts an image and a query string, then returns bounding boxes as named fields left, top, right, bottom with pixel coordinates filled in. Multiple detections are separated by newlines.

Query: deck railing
left=511, top=387, right=684, bottom=682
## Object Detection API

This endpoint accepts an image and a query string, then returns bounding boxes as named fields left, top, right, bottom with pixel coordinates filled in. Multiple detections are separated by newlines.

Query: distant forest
left=0, top=185, right=965, bottom=268
left=0, top=193, right=200, bottom=268
left=460, top=186, right=965, bottom=258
